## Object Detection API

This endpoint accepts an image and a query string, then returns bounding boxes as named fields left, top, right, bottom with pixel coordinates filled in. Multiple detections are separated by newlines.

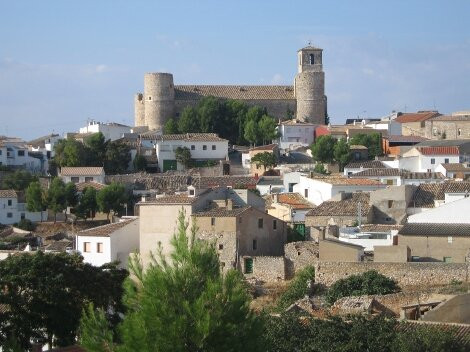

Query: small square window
left=252, top=239, right=257, bottom=250
left=444, top=158, right=449, bottom=164
left=21, top=213, right=25, bottom=220
left=218, top=244, right=223, bottom=250
left=273, top=220, right=277, bottom=230
left=85, top=177, right=93, bottom=182
left=431, top=158, right=435, bottom=165
left=18, top=150, right=25, bottom=156
left=304, top=189, right=308, bottom=198
left=211, top=217, right=215, bottom=226
left=148, top=96, right=152, bottom=100
left=258, top=218, right=263, bottom=229
left=448, top=236, right=453, bottom=244
left=97, top=242, right=103, bottom=253
left=189, top=189, right=195, bottom=196
left=203, top=145, right=207, bottom=150
left=71, top=177, right=79, bottom=183
left=7, top=213, right=12, bottom=218
left=83, top=242, right=91, bottom=253
left=212, top=145, right=216, bottom=150
left=191, top=145, right=195, bottom=150
left=388, top=200, right=393, bottom=208
left=7, top=199, right=12, bottom=206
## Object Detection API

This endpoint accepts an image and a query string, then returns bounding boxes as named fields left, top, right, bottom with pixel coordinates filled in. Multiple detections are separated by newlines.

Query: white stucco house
left=140, top=132, right=229, bottom=172
left=435, top=163, right=470, bottom=179
left=0, top=190, right=45, bottom=224
left=79, top=120, right=132, bottom=141
left=0, top=137, right=44, bottom=172
left=293, top=175, right=386, bottom=206
left=349, top=168, right=446, bottom=186
left=277, top=119, right=317, bottom=151
left=59, top=167, right=105, bottom=184
left=76, top=218, right=139, bottom=268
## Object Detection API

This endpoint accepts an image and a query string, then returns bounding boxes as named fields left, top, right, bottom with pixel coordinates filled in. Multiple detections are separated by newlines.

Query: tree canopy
left=310, top=135, right=337, bottom=163
left=96, top=182, right=128, bottom=221
left=2, top=169, right=38, bottom=191
left=25, top=181, right=45, bottom=221
left=80, top=211, right=264, bottom=352
left=174, top=146, right=192, bottom=169
left=349, top=133, right=383, bottom=159
left=250, top=152, right=277, bottom=171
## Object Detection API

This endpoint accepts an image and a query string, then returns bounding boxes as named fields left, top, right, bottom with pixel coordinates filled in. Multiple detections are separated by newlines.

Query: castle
left=134, top=46, right=327, bottom=131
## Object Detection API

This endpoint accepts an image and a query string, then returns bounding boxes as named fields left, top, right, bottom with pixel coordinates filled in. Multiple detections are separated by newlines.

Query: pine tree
left=80, top=211, right=264, bottom=352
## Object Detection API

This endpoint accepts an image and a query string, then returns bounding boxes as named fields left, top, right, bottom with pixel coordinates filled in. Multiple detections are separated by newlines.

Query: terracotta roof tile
left=174, top=85, right=295, bottom=100
left=439, top=163, right=470, bottom=172
left=411, top=182, right=470, bottom=208
left=0, top=190, right=17, bottom=198
left=198, top=176, right=258, bottom=189
left=60, top=167, right=104, bottom=176
left=140, top=132, right=227, bottom=142
left=77, top=219, right=137, bottom=237
left=143, top=194, right=199, bottom=205
left=349, top=145, right=368, bottom=150
left=306, top=193, right=370, bottom=216
left=418, top=146, right=459, bottom=155
left=249, top=144, right=277, bottom=151
left=314, top=177, right=384, bottom=186
left=276, top=193, right=314, bottom=209
left=351, top=168, right=401, bottom=177
left=344, top=160, right=385, bottom=169
left=402, top=172, right=445, bottom=180
left=394, top=111, right=440, bottom=123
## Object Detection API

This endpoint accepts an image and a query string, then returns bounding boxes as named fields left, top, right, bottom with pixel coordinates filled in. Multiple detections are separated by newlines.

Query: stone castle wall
left=294, top=71, right=326, bottom=124
left=143, top=73, right=175, bottom=131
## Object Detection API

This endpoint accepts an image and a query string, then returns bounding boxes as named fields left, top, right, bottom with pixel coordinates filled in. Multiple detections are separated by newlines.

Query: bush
left=325, top=270, right=400, bottom=306
left=16, top=218, right=36, bottom=231
left=277, top=266, right=315, bottom=311
left=313, top=163, right=329, bottom=175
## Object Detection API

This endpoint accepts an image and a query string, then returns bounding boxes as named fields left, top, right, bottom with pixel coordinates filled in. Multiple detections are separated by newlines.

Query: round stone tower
left=294, top=46, right=327, bottom=124
left=144, top=72, right=175, bottom=131
left=134, top=93, right=145, bottom=126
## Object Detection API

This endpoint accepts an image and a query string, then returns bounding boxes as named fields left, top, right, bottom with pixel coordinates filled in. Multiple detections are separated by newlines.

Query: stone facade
left=374, top=245, right=410, bottom=262
left=241, top=256, right=286, bottom=281
left=135, top=46, right=326, bottom=129
left=369, top=185, right=416, bottom=224
left=284, top=241, right=319, bottom=278
left=425, top=115, right=470, bottom=140
left=314, top=261, right=468, bottom=287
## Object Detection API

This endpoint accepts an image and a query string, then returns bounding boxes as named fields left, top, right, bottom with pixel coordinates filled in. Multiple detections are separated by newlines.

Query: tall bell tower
left=294, top=46, right=327, bottom=124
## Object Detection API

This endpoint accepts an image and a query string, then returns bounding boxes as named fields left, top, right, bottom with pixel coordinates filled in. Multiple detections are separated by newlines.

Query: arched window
left=309, top=54, right=315, bottom=65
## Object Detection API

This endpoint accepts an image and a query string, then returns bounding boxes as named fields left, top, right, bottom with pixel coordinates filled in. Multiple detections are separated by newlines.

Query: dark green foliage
left=0, top=252, right=126, bottom=350
left=250, top=152, right=277, bottom=171
left=325, top=270, right=400, bottom=306
left=54, top=138, right=87, bottom=167
left=174, top=146, right=192, bottom=169
left=84, top=132, right=108, bottom=166
left=258, top=115, right=279, bottom=144
left=25, top=181, right=45, bottom=220
left=80, top=211, right=264, bottom=352
left=163, top=118, right=179, bottom=134
left=104, top=141, right=131, bottom=174
left=46, top=177, right=66, bottom=222
left=333, top=138, right=351, bottom=170
left=177, top=106, right=200, bottom=133
left=96, top=182, right=128, bottom=221
left=277, top=266, right=315, bottom=311
left=310, top=135, right=336, bottom=163
left=16, top=218, right=35, bottom=231
left=313, top=163, right=329, bottom=175
left=48, top=158, right=58, bottom=176
left=75, top=186, right=98, bottom=220
left=2, top=169, right=37, bottom=191
left=244, top=118, right=259, bottom=146
left=133, top=154, right=147, bottom=171
left=349, top=133, right=383, bottom=159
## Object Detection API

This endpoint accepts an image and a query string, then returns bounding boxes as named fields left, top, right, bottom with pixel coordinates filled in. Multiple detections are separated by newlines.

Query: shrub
left=277, top=266, right=315, bottom=311
left=16, top=218, right=36, bottom=231
left=325, top=270, right=400, bottom=306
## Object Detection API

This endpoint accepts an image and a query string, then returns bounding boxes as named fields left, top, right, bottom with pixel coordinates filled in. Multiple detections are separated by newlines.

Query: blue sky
left=1, top=0, right=469, bottom=140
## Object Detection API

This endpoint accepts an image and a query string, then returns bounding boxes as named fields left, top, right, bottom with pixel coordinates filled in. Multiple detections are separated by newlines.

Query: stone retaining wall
left=243, top=256, right=286, bottom=282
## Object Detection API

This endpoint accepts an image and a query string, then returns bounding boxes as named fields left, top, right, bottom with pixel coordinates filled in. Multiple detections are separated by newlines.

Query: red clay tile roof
left=60, top=167, right=104, bottom=176
left=394, top=111, right=440, bottom=123
left=143, top=194, right=199, bottom=205
left=439, top=163, right=470, bottom=172
left=418, top=146, right=459, bottom=155
left=140, top=132, right=227, bottom=142
left=276, top=193, right=315, bottom=209
left=0, top=190, right=17, bottom=198
left=411, top=182, right=470, bottom=208
left=350, top=168, right=401, bottom=177
left=77, top=219, right=137, bottom=237
left=306, top=193, right=371, bottom=216
left=344, top=160, right=385, bottom=169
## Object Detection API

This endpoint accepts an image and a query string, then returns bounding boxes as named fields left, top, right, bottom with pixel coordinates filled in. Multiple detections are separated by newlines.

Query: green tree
left=313, top=163, right=329, bottom=175
left=0, top=251, right=126, bottom=350
left=349, top=133, right=383, bottom=159
left=84, top=132, right=108, bottom=166
left=178, top=106, right=200, bottom=133
left=25, top=181, right=44, bottom=221
left=250, top=152, right=277, bottom=171
left=225, top=99, right=248, bottom=145
left=174, top=146, right=192, bottom=169
left=76, top=187, right=98, bottom=220
left=310, top=135, right=337, bottom=163
left=333, top=138, right=351, bottom=170
left=64, top=182, right=78, bottom=221
left=244, top=118, right=259, bottom=146
left=258, top=115, right=279, bottom=144
left=163, top=118, right=179, bottom=134
left=46, top=177, right=66, bottom=222
left=2, top=169, right=37, bottom=191
left=277, top=266, right=314, bottom=311
left=48, top=158, right=58, bottom=177
left=133, top=154, right=148, bottom=172
left=96, top=182, right=128, bottom=221
left=54, top=138, right=87, bottom=167
left=197, top=96, right=220, bottom=133
left=104, top=141, right=131, bottom=174
left=325, top=270, right=400, bottom=306
left=80, top=210, right=264, bottom=352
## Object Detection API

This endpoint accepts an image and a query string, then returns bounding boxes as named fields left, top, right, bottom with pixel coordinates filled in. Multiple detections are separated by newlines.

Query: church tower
left=294, top=46, right=327, bottom=124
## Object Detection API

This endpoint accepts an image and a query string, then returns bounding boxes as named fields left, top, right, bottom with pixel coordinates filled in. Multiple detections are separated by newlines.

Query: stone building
left=134, top=46, right=327, bottom=131
left=425, top=112, right=470, bottom=140
left=394, top=111, right=441, bottom=137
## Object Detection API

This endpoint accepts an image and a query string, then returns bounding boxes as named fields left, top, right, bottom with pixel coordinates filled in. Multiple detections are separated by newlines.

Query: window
left=71, top=177, right=79, bottom=183
left=420, top=121, right=425, bottom=128
left=83, top=242, right=91, bottom=253
left=443, top=257, right=452, bottom=263
left=444, top=158, right=449, bottom=164
left=244, top=258, right=253, bottom=274
left=18, top=150, right=25, bottom=156
left=258, top=218, right=263, bottom=229
left=7, top=213, right=12, bottom=218
left=385, top=217, right=392, bottom=222
left=189, top=189, right=195, bottom=196
left=427, top=169, right=432, bottom=173
left=458, top=128, right=462, bottom=136
left=148, top=96, right=152, bottom=100
left=212, top=145, right=216, bottom=150
left=85, top=177, right=93, bottom=182
left=97, top=242, right=103, bottom=253
left=386, top=179, right=394, bottom=185
left=203, top=145, right=207, bottom=150
left=7, top=199, right=12, bottom=206
left=309, top=54, right=315, bottom=65
left=218, top=244, right=223, bottom=250
left=191, top=145, right=195, bottom=150
left=21, top=213, right=25, bottom=220
left=211, top=217, right=215, bottom=226
left=411, top=256, right=420, bottom=262
left=273, top=220, right=277, bottom=230
left=448, top=236, right=453, bottom=244
left=430, top=158, right=435, bottom=165
left=252, top=239, right=257, bottom=250
left=388, top=200, right=393, bottom=208
left=304, top=189, right=308, bottom=198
